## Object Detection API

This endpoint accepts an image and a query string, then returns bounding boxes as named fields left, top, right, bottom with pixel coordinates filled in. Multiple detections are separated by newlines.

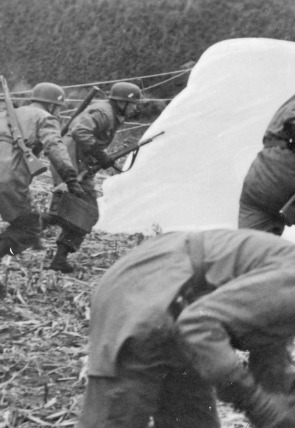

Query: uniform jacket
left=64, top=99, right=123, bottom=175
left=263, top=94, right=295, bottom=145
left=0, top=103, right=75, bottom=221
left=88, top=229, right=295, bottom=377
left=240, top=96, right=295, bottom=219
left=0, top=104, right=74, bottom=174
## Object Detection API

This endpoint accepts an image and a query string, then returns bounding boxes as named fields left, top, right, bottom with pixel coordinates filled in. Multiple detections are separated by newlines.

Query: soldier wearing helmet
left=0, top=82, right=83, bottom=260
left=30, top=82, right=66, bottom=109
left=239, top=93, right=295, bottom=236
left=44, top=81, right=142, bottom=273
left=109, top=82, right=141, bottom=103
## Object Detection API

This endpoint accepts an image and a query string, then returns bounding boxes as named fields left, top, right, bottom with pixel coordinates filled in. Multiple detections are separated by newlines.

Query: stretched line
left=10, top=69, right=193, bottom=94
left=117, top=124, right=151, bottom=132
left=4, top=96, right=173, bottom=104
left=144, top=70, right=189, bottom=91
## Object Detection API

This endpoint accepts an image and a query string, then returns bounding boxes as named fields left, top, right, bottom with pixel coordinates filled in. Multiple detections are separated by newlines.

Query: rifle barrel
left=61, top=86, right=102, bottom=136
left=111, top=131, right=165, bottom=162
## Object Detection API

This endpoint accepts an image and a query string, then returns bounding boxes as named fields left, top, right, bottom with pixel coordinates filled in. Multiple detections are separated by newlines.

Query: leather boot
left=31, top=238, right=45, bottom=250
left=217, top=371, right=295, bottom=428
left=0, top=238, right=13, bottom=259
left=41, top=213, right=57, bottom=230
left=49, top=244, right=74, bottom=273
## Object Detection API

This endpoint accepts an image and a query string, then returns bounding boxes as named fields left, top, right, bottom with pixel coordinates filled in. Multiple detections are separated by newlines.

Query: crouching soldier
left=45, top=82, right=141, bottom=273
left=0, top=82, right=83, bottom=259
left=76, top=229, right=295, bottom=428
left=239, top=93, right=295, bottom=236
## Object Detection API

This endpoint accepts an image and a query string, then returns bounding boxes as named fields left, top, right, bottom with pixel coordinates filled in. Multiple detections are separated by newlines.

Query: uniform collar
left=109, top=100, right=125, bottom=126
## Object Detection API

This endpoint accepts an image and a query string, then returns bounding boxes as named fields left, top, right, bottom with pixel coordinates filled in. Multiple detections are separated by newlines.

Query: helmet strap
left=46, top=103, right=59, bottom=116
left=48, top=104, right=56, bottom=115
left=115, top=100, right=129, bottom=116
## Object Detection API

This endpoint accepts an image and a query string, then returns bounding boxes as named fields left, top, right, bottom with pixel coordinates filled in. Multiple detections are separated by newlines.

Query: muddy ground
left=0, top=166, right=251, bottom=428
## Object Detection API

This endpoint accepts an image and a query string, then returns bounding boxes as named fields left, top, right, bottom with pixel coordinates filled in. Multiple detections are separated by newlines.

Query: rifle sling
left=113, top=148, right=139, bottom=173
left=128, top=149, right=139, bottom=170
left=0, top=135, right=14, bottom=144
left=1, top=134, right=35, bottom=161
left=1, top=133, right=31, bottom=155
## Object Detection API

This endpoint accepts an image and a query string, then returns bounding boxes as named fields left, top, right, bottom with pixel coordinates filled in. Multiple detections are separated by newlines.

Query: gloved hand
left=66, top=180, right=85, bottom=198
left=91, top=147, right=114, bottom=169
left=218, top=372, right=295, bottom=428
left=249, top=392, right=295, bottom=428
left=57, top=166, right=78, bottom=183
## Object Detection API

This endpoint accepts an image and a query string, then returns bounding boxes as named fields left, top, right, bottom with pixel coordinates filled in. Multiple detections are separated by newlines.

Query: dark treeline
left=1, top=0, right=295, bottom=97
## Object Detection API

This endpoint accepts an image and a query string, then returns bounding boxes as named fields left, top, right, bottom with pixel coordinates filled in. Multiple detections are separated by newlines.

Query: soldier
left=239, top=94, right=295, bottom=235
left=0, top=82, right=83, bottom=259
left=45, top=82, right=141, bottom=273
left=76, top=229, right=295, bottom=428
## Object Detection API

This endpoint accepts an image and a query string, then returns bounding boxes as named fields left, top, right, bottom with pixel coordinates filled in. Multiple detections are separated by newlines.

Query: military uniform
left=239, top=95, right=295, bottom=235
left=0, top=103, right=77, bottom=255
left=50, top=99, right=124, bottom=252
left=77, top=229, right=295, bottom=428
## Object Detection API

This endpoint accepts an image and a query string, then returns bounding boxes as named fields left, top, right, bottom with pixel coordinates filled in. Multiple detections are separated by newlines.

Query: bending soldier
left=76, top=229, right=295, bottom=428
left=0, top=82, right=83, bottom=259
left=45, top=82, right=141, bottom=273
left=239, top=94, right=295, bottom=235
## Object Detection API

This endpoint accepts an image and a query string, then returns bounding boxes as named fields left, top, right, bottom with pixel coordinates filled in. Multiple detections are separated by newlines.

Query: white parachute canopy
left=96, top=38, right=295, bottom=238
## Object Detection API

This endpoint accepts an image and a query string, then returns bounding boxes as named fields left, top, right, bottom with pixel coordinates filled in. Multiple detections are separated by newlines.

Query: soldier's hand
left=67, top=180, right=85, bottom=198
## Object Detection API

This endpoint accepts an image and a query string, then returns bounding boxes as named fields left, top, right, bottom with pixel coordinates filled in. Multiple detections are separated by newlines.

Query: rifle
left=279, top=194, right=295, bottom=226
left=53, top=130, right=165, bottom=189
left=61, top=86, right=105, bottom=137
left=110, top=131, right=165, bottom=163
left=84, top=130, right=165, bottom=177
left=0, top=76, right=47, bottom=178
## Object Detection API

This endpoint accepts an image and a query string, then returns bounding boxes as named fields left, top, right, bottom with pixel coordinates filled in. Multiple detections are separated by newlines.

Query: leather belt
left=263, top=136, right=295, bottom=151
left=169, top=278, right=197, bottom=320
left=169, top=233, right=208, bottom=320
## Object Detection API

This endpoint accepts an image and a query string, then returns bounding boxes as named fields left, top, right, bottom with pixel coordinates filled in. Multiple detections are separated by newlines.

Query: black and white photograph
left=1, top=1, right=295, bottom=427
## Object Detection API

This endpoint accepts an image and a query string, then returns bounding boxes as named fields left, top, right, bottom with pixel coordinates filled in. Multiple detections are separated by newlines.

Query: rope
left=60, top=68, right=192, bottom=90
left=10, top=68, right=193, bottom=94
left=116, top=123, right=151, bottom=132
left=144, top=70, right=189, bottom=91
left=6, top=97, right=173, bottom=105
left=124, top=121, right=151, bottom=126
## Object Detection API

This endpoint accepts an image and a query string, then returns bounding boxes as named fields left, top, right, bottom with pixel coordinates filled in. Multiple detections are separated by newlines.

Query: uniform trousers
left=0, top=211, right=41, bottom=254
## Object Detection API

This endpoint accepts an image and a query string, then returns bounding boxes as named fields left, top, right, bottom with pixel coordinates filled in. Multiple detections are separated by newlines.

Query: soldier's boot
left=31, top=238, right=45, bottom=251
left=50, top=244, right=74, bottom=273
left=218, top=371, right=295, bottom=428
left=41, top=213, right=57, bottom=230
left=0, top=238, right=13, bottom=259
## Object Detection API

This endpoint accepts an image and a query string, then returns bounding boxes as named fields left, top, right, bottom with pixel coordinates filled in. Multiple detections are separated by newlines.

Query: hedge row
left=1, top=0, right=295, bottom=96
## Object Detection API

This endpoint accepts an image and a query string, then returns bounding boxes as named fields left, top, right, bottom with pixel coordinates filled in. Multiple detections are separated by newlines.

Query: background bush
left=1, top=0, right=295, bottom=97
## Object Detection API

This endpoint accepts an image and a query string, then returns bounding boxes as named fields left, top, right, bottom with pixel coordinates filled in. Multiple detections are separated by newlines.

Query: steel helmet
left=109, top=82, right=141, bottom=103
left=30, top=82, right=66, bottom=106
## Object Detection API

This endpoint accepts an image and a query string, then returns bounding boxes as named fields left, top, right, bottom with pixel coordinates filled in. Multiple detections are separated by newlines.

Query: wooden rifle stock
left=61, top=86, right=105, bottom=136
left=0, top=75, right=47, bottom=178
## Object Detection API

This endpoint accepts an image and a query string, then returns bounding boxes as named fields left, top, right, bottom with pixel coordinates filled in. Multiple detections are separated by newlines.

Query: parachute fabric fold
left=96, top=38, right=295, bottom=237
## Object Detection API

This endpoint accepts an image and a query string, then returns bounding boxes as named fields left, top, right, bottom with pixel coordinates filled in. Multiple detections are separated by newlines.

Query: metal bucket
left=49, top=191, right=98, bottom=233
